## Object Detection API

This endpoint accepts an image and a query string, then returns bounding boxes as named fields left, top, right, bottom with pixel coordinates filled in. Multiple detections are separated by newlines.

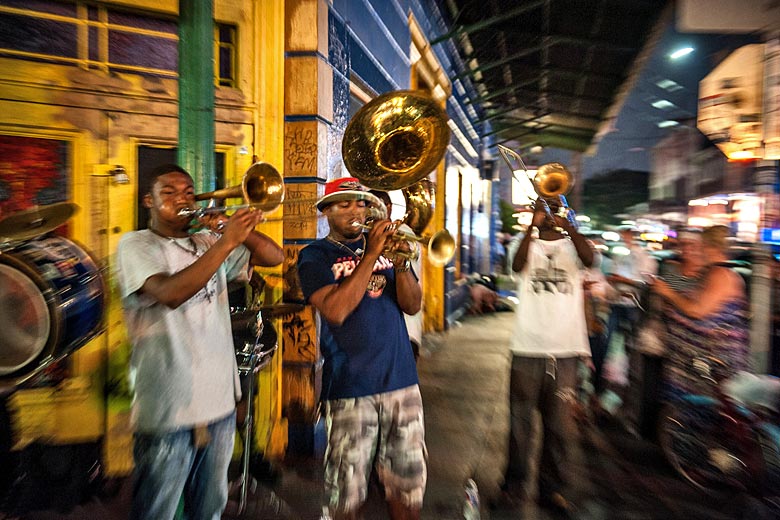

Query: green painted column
left=178, top=0, right=215, bottom=194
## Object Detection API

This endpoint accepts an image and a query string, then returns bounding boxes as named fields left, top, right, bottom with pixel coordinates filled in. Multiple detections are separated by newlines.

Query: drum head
left=0, top=263, right=54, bottom=375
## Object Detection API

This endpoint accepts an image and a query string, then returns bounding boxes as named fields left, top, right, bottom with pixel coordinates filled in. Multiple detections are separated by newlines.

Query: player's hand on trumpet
left=218, top=208, right=266, bottom=248
left=385, top=221, right=416, bottom=267
left=365, top=218, right=397, bottom=259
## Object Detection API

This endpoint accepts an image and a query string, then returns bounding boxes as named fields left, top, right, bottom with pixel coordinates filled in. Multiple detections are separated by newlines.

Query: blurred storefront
left=687, top=193, right=762, bottom=242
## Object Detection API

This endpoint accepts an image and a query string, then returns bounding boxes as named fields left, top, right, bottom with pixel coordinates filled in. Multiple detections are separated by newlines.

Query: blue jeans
left=607, top=305, right=640, bottom=352
left=131, top=411, right=236, bottom=520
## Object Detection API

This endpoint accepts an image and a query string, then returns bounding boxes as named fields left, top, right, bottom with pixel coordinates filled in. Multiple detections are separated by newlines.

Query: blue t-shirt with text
left=297, top=237, right=418, bottom=400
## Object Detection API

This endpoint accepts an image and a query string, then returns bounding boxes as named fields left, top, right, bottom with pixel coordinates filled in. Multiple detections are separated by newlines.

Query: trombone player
left=297, top=177, right=425, bottom=520
left=497, top=193, right=593, bottom=515
left=114, top=164, right=283, bottom=520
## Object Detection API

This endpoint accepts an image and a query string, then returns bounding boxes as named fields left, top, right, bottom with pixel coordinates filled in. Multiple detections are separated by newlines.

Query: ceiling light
left=656, top=79, right=683, bottom=92
left=728, top=150, right=758, bottom=161
left=651, top=99, right=676, bottom=110
left=670, top=47, right=694, bottom=59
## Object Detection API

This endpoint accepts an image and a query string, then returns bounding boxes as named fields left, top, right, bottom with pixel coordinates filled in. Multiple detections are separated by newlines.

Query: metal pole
left=751, top=160, right=779, bottom=373
left=178, top=0, right=215, bottom=194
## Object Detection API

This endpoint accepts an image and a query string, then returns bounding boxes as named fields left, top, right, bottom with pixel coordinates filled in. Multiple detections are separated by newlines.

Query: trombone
left=178, top=162, right=285, bottom=218
left=497, top=144, right=574, bottom=232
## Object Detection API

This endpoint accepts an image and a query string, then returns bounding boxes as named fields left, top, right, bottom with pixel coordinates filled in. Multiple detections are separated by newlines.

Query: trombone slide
left=178, top=203, right=260, bottom=218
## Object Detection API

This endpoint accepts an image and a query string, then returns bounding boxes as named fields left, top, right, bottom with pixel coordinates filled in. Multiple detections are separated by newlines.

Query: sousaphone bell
left=342, top=90, right=450, bottom=191
left=343, top=90, right=455, bottom=265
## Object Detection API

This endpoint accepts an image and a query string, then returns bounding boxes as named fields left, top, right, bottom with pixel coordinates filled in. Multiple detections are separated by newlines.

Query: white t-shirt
left=115, top=229, right=250, bottom=433
left=607, top=243, right=658, bottom=306
left=399, top=223, right=422, bottom=346
left=511, top=238, right=591, bottom=358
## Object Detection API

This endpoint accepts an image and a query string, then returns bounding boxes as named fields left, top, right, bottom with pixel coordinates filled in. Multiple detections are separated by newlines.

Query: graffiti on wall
left=282, top=184, right=319, bottom=238
left=283, top=244, right=304, bottom=303
left=284, top=124, right=318, bottom=176
left=282, top=305, right=317, bottom=363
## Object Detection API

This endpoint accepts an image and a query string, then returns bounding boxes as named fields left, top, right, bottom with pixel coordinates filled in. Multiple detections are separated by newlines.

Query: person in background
left=498, top=195, right=593, bottom=514
left=652, top=225, right=750, bottom=399
left=583, top=240, right=611, bottom=408
left=467, top=277, right=499, bottom=315
left=115, top=164, right=283, bottom=520
left=657, top=228, right=706, bottom=293
left=298, top=178, right=425, bottom=520
left=604, top=227, right=658, bottom=351
left=600, top=228, right=657, bottom=428
left=369, top=189, right=424, bottom=361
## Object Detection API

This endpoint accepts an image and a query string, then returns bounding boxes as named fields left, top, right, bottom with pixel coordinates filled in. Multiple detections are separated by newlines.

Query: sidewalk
left=233, top=310, right=751, bottom=520
left=252, top=311, right=516, bottom=520
left=20, top=310, right=753, bottom=519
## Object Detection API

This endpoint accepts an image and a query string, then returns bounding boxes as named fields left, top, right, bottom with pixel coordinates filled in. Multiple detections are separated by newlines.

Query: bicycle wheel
left=658, top=400, right=754, bottom=493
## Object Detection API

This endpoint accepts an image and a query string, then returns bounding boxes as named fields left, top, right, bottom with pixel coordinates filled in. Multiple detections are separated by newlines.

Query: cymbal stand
left=237, top=349, right=258, bottom=516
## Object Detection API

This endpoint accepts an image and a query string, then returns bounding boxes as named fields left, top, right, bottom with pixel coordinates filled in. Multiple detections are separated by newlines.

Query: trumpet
left=351, top=219, right=456, bottom=266
left=178, top=162, right=285, bottom=218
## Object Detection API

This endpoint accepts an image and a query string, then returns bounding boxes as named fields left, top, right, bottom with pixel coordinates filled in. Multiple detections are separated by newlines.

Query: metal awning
left=433, top=0, right=672, bottom=153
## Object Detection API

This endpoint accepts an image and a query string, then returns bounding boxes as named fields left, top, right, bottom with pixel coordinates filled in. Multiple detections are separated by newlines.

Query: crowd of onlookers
left=491, top=223, right=754, bottom=426
left=464, top=204, right=764, bottom=515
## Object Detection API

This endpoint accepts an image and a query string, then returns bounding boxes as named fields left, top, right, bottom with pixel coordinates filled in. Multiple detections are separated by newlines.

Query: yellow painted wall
left=0, top=0, right=288, bottom=473
left=410, top=15, right=452, bottom=333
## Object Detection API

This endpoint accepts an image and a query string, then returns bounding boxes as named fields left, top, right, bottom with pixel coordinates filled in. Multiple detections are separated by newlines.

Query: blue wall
left=329, top=0, right=491, bottom=325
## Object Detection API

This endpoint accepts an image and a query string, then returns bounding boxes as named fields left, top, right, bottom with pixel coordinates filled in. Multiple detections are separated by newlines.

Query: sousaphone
left=343, top=90, right=455, bottom=265
left=342, top=90, right=450, bottom=191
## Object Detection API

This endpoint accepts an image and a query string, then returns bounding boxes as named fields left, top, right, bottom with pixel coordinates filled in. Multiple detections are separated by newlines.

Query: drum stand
left=237, top=356, right=257, bottom=516
left=235, top=350, right=285, bottom=517
left=231, top=311, right=286, bottom=517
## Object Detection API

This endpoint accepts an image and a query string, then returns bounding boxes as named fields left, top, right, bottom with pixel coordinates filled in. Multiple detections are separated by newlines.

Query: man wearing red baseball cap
left=297, top=177, right=425, bottom=520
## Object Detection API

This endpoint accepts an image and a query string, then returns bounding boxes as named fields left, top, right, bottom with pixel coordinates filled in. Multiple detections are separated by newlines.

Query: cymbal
left=256, top=303, right=305, bottom=317
left=0, top=202, right=78, bottom=241
left=233, top=303, right=304, bottom=318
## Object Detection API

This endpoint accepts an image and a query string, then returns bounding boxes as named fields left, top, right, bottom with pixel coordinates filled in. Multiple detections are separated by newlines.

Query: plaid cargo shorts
left=323, top=384, right=427, bottom=516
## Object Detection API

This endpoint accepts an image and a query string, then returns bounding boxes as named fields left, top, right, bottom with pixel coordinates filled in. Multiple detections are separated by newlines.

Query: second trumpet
left=351, top=220, right=455, bottom=266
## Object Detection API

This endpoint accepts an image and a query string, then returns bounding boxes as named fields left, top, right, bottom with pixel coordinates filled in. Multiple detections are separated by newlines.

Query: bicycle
left=657, top=356, right=780, bottom=512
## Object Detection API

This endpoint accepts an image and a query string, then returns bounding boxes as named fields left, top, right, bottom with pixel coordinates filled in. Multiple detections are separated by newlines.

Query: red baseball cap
left=316, top=177, right=382, bottom=212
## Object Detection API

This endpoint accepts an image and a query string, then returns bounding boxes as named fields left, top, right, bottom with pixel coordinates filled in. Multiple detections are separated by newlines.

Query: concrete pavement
left=16, top=311, right=771, bottom=519
left=258, top=311, right=766, bottom=520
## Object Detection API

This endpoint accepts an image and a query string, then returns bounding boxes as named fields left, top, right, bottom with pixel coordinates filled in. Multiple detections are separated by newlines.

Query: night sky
left=533, top=21, right=761, bottom=178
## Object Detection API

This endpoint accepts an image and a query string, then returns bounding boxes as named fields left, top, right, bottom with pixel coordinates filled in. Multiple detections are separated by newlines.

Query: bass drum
left=0, top=236, right=105, bottom=389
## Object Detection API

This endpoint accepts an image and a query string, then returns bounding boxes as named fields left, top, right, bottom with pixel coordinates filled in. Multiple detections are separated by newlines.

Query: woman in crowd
left=651, top=225, right=750, bottom=398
